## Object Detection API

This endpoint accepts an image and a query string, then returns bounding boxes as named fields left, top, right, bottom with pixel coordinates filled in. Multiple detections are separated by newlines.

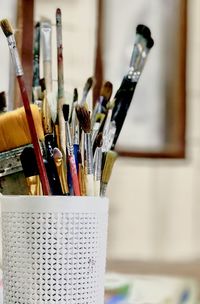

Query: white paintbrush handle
left=86, top=174, right=94, bottom=196
left=94, top=180, right=100, bottom=196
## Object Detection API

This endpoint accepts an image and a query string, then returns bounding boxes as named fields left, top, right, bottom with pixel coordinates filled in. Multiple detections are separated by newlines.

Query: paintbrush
left=93, top=133, right=103, bottom=196
left=77, top=150, right=86, bottom=196
left=44, top=134, right=63, bottom=195
left=40, top=78, right=53, bottom=135
left=32, top=22, right=41, bottom=103
left=91, top=113, right=105, bottom=147
left=79, top=77, right=93, bottom=106
left=56, top=8, right=67, bottom=156
left=91, top=81, right=113, bottom=127
left=53, top=147, right=69, bottom=195
left=20, top=146, right=42, bottom=195
left=111, top=25, right=154, bottom=149
left=0, top=19, right=51, bottom=195
left=63, top=104, right=80, bottom=196
left=100, top=150, right=118, bottom=197
left=76, top=105, right=94, bottom=196
left=41, top=20, right=57, bottom=125
left=0, top=91, right=7, bottom=114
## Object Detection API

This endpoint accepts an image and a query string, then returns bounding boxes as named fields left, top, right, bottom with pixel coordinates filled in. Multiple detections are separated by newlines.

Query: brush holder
left=1, top=195, right=109, bottom=304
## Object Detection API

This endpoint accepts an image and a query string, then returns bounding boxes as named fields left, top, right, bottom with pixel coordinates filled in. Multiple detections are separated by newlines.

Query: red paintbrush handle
left=68, top=155, right=80, bottom=196
left=17, top=76, right=51, bottom=195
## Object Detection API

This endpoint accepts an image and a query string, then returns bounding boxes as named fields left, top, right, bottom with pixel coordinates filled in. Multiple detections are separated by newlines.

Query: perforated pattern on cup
left=2, top=211, right=108, bottom=304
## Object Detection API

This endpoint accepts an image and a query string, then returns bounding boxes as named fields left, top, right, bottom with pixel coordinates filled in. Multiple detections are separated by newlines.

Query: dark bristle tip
left=56, top=8, right=61, bottom=14
left=35, top=22, right=40, bottom=28
left=136, top=24, right=151, bottom=39
left=20, top=147, right=39, bottom=177
left=73, top=88, right=78, bottom=102
left=62, top=104, right=70, bottom=121
left=39, top=78, right=46, bottom=92
left=77, top=151, right=82, bottom=164
left=0, top=19, right=13, bottom=37
left=0, top=91, right=6, bottom=109
left=95, top=133, right=103, bottom=147
left=147, top=37, right=154, bottom=49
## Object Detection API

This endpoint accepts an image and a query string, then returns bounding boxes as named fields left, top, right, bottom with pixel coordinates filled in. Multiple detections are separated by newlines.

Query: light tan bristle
left=100, top=81, right=113, bottom=101
left=102, top=151, right=118, bottom=184
left=0, top=19, right=13, bottom=37
left=76, top=105, right=91, bottom=133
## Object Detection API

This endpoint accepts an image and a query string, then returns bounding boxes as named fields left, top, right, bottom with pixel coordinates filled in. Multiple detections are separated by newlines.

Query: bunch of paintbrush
left=0, top=9, right=154, bottom=197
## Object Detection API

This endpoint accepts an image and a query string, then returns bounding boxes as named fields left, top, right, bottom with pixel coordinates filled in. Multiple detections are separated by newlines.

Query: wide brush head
left=62, top=104, right=70, bottom=122
left=0, top=104, right=44, bottom=153
left=100, top=81, right=113, bottom=101
left=0, top=19, right=13, bottom=37
left=76, top=105, right=91, bottom=133
left=20, top=146, right=39, bottom=177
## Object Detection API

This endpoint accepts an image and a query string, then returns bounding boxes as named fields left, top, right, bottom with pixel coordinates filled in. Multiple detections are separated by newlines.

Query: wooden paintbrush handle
left=17, top=76, right=51, bottom=195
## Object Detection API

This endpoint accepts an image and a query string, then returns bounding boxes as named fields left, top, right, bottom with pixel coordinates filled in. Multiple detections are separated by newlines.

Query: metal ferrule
left=85, top=133, right=93, bottom=175
left=65, top=122, right=73, bottom=156
left=41, top=22, right=52, bottom=61
left=7, top=35, right=23, bottom=76
left=127, top=34, right=147, bottom=81
left=102, top=121, right=116, bottom=152
left=100, top=183, right=107, bottom=197
left=93, top=147, right=102, bottom=181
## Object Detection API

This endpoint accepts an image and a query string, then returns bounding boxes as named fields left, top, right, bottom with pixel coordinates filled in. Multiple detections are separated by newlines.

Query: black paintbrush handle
left=111, top=77, right=137, bottom=148
left=45, top=135, right=63, bottom=195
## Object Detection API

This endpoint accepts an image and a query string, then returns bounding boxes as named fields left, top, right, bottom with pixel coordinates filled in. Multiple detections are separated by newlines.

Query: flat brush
left=111, top=25, right=154, bottom=149
left=76, top=105, right=94, bottom=196
left=0, top=19, right=51, bottom=195
left=100, top=150, right=118, bottom=197
left=20, top=146, right=42, bottom=195
left=63, top=104, right=80, bottom=196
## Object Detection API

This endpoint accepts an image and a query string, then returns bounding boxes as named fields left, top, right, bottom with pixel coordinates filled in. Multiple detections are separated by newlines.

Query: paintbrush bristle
left=77, top=151, right=82, bottom=164
left=95, top=133, right=103, bottom=148
left=136, top=24, right=151, bottom=39
left=83, top=77, right=93, bottom=93
left=62, top=104, right=70, bottom=122
left=101, top=151, right=118, bottom=184
left=0, top=19, right=13, bottom=37
left=100, top=81, right=113, bottom=101
left=0, top=91, right=6, bottom=111
left=147, top=37, right=154, bottom=49
left=73, top=88, right=78, bottom=103
left=76, top=105, right=91, bottom=133
left=39, top=78, right=46, bottom=92
left=20, top=147, right=39, bottom=177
